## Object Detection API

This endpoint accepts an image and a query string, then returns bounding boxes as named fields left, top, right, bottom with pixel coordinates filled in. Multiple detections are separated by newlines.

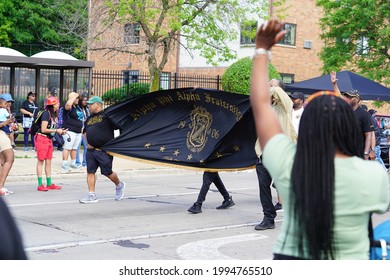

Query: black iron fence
left=91, top=70, right=222, bottom=97
left=0, top=67, right=221, bottom=120
left=8, top=69, right=221, bottom=144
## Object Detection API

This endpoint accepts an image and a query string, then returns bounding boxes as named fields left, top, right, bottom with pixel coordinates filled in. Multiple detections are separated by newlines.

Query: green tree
left=95, top=0, right=269, bottom=91
left=221, top=57, right=281, bottom=95
left=0, top=0, right=88, bottom=59
left=316, top=0, right=390, bottom=85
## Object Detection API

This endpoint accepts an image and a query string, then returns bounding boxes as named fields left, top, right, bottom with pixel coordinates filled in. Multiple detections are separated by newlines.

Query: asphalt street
left=3, top=148, right=390, bottom=260
left=6, top=169, right=281, bottom=260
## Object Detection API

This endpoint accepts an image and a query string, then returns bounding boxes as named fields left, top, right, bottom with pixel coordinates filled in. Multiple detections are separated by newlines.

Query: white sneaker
left=115, top=182, right=125, bottom=201
left=61, top=162, right=70, bottom=173
left=4, top=188, right=13, bottom=195
left=0, top=188, right=10, bottom=196
left=70, top=163, right=81, bottom=169
left=79, top=193, right=98, bottom=204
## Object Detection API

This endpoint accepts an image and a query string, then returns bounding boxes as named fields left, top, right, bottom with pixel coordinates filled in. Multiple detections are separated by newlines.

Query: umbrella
left=285, top=70, right=390, bottom=101
left=101, top=88, right=258, bottom=171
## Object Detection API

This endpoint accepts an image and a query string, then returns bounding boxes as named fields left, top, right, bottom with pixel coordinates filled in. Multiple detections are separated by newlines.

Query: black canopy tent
left=285, top=70, right=390, bottom=101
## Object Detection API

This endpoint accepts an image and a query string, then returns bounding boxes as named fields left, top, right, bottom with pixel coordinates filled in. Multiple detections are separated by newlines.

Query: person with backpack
left=35, top=96, right=68, bottom=192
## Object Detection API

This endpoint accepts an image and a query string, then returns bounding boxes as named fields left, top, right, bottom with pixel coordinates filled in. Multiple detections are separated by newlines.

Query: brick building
left=88, top=0, right=324, bottom=84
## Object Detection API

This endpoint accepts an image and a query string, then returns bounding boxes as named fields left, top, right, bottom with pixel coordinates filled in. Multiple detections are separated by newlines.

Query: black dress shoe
left=254, top=221, right=275, bottom=230
left=216, top=196, right=235, bottom=209
left=188, top=202, right=202, bottom=214
left=274, top=202, right=283, bottom=211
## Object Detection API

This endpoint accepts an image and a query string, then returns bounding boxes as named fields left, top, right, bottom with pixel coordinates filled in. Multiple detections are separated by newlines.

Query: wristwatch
left=253, top=48, right=272, bottom=61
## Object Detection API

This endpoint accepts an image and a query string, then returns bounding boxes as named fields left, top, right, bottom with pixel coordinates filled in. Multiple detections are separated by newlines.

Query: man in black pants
left=188, top=171, right=235, bottom=214
left=255, top=79, right=297, bottom=230
left=255, top=157, right=276, bottom=230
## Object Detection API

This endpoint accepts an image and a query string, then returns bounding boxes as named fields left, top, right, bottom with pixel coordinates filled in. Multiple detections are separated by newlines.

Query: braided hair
left=290, top=95, right=363, bottom=259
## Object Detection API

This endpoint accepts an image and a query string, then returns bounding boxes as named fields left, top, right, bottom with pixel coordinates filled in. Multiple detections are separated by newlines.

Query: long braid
left=290, top=95, right=362, bottom=259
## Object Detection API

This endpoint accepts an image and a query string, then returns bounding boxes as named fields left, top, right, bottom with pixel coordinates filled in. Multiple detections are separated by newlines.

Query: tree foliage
left=0, top=0, right=88, bottom=59
left=221, top=57, right=281, bottom=95
left=94, top=0, right=269, bottom=91
left=316, top=0, right=390, bottom=85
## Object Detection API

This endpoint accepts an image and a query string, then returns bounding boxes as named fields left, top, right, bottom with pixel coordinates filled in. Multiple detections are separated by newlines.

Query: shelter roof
left=0, top=47, right=27, bottom=57
left=0, top=48, right=94, bottom=69
left=31, top=51, right=78, bottom=60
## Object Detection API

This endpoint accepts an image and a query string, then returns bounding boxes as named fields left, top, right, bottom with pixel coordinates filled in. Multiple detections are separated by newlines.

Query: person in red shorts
left=35, top=96, right=68, bottom=191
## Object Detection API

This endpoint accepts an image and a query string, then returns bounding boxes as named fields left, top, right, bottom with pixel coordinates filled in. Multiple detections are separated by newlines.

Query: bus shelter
left=0, top=47, right=94, bottom=119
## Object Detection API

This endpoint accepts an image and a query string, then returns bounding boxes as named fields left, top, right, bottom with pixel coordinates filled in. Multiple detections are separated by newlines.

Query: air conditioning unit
left=303, top=40, right=312, bottom=49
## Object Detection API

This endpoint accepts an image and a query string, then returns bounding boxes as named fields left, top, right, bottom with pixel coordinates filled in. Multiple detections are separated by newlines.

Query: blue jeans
left=75, top=135, right=88, bottom=166
left=375, top=145, right=386, bottom=170
left=23, top=127, right=35, bottom=148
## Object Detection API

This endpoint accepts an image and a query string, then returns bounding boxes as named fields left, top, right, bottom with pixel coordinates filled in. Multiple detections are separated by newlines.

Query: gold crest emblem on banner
left=186, top=106, right=212, bottom=153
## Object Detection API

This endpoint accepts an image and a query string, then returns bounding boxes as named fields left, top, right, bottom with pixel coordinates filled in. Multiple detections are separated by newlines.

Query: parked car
left=379, top=128, right=390, bottom=167
left=375, top=115, right=390, bottom=168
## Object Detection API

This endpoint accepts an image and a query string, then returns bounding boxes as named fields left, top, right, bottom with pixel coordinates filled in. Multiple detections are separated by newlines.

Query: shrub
left=221, top=57, right=281, bottom=95
left=129, top=83, right=150, bottom=96
left=102, top=83, right=150, bottom=104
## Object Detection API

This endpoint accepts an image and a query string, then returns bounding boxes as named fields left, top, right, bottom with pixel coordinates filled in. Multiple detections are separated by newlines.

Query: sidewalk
left=9, top=147, right=183, bottom=182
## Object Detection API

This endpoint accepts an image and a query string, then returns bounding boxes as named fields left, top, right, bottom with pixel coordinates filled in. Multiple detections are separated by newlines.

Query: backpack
left=28, top=111, right=45, bottom=136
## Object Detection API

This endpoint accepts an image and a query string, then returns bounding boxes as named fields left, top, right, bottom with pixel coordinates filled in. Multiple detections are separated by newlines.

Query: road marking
left=24, top=221, right=280, bottom=252
left=8, top=187, right=256, bottom=208
left=177, top=233, right=269, bottom=260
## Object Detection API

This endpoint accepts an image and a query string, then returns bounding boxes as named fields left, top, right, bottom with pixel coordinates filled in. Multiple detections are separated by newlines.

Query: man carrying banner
left=188, top=171, right=235, bottom=214
left=79, top=96, right=126, bottom=204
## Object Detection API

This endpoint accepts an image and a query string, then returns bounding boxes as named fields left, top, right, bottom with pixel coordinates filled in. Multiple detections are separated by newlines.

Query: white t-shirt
left=0, top=108, right=9, bottom=122
left=292, top=107, right=304, bottom=135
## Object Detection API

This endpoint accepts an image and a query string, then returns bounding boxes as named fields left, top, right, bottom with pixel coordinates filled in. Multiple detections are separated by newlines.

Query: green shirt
left=263, top=134, right=390, bottom=259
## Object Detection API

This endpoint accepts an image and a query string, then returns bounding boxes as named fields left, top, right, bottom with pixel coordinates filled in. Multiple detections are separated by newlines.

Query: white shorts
left=63, top=131, right=82, bottom=150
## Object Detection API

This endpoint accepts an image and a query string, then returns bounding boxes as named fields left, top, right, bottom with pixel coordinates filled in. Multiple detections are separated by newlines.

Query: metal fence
left=0, top=66, right=222, bottom=120
left=91, top=70, right=221, bottom=97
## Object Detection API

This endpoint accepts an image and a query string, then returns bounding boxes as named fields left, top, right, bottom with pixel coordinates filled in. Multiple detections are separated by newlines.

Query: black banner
left=101, top=88, right=258, bottom=171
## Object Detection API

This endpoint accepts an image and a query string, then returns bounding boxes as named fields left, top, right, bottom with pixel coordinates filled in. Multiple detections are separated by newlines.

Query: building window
left=240, top=21, right=257, bottom=45
left=124, top=23, right=140, bottom=45
left=278, top=23, right=296, bottom=46
left=356, top=36, right=369, bottom=55
left=280, top=73, right=294, bottom=84
left=122, top=70, right=139, bottom=85
left=160, top=72, right=170, bottom=90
